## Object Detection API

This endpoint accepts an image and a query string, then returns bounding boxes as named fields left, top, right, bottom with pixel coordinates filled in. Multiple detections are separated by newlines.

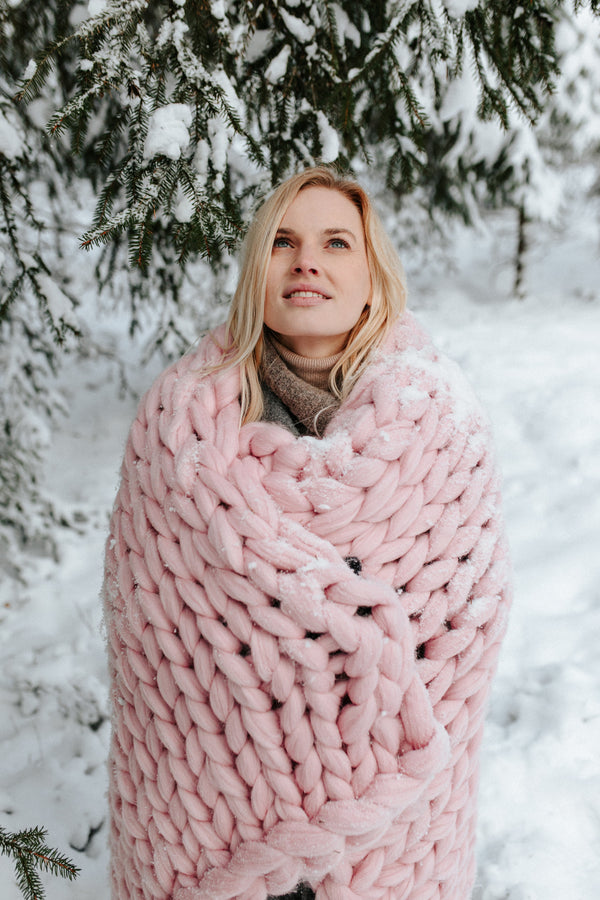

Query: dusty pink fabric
left=104, top=312, right=511, bottom=900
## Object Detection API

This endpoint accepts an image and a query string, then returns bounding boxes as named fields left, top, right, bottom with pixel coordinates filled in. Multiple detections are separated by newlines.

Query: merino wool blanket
left=103, top=312, right=511, bottom=900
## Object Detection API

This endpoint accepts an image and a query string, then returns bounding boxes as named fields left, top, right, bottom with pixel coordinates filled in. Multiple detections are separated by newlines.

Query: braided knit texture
left=104, top=313, right=511, bottom=900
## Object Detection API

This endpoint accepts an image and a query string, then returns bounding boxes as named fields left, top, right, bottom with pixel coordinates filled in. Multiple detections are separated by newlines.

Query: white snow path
left=1, top=203, right=599, bottom=898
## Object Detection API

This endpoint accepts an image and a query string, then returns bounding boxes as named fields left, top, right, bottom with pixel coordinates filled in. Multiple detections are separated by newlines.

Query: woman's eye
left=329, top=238, right=349, bottom=248
left=273, top=237, right=291, bottom=248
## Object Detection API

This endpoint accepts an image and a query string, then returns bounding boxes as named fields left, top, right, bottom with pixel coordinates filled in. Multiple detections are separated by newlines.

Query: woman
left=104, top=167, right=511, bottom=900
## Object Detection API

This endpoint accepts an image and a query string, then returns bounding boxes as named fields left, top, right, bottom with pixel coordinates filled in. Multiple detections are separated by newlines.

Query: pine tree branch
left=0, top=825, right=80, bottom=900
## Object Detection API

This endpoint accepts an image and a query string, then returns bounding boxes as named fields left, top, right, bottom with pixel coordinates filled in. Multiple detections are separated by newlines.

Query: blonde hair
left=216, top=166, right=407, bottom=423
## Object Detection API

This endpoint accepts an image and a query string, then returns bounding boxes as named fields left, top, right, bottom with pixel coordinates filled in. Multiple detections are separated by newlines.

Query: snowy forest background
left=1, top=0, right=600, bottom=897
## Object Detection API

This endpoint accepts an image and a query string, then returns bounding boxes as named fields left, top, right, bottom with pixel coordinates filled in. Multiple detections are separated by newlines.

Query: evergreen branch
left=174, top=168, right=243, bottom=264
left=394, top=67, right=429, bottom=129
left=0, top=166, right=24, bottom=268
left=322, top=0, right=344, bottom=73
left=14, top=34, right=70, bottom=104
left=63, top=0, right=147, bottom=52
left=94, top=110, right=130, bottom=168
left=463, top=3, right=558, bottom=124
left=350, top=13, right=408, bottom=82
left=0, top=163, right=48, bottom=321
left=80, top=206, right=144, bottom=251
left=47, top=81, right=118, bottom=138
left=130, top=216, right=154, bottom=269
left=0, top=825, right=80, bottom=900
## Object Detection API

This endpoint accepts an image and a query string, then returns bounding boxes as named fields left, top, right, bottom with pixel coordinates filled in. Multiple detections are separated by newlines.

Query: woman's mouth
left=285, top=289, right=331, bottom=305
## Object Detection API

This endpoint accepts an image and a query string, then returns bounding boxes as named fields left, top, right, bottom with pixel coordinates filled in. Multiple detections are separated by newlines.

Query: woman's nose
left=291, top=245, right=319, bottom=274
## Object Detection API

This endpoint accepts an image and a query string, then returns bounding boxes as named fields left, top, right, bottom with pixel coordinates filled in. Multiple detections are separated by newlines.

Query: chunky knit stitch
left=103, top=312, right=511, bottom=900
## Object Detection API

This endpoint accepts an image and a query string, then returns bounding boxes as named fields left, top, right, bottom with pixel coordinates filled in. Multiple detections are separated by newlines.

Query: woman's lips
left=284, top=289, right=331, bottom=305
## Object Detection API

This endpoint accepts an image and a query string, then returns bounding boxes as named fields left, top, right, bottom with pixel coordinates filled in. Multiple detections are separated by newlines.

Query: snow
left=23, top=59, right=36, bottom=80
left=37, top=273, right=79, bottom=332
left=510, top=127, right=563, bottom=221
left=548, top=10, right=600, bottom=155
left=210, top=0, right=225, bottom=20
left=193, top=139, right=210, bottom=178
left=279, top=8, right=316, bottom=44
left=212, top=66, right=244, bottom=118
left=439, top=59, right=479, bottom=122
left=315, top=110, right=339, bottom=163
left=87, top=0, right=106, bottom=16
left=266, top=45, right=291, bottom=84
left=442, top=0, right=479, bottom=16
left=331, top=4, right=361, bottom=48
left=438, top=42, right=508, bottom=171
left=396, top=345, right=483, bottom=429
left=143, top=103, right=192, bottom=162
left=207, top=116, right=231, bottom=192
left=1, top=178, right=600, bottom=898
left=0, top=108, right=23, bottom=159
left=174, top=189, right=194, bottom=223
left=245, top=28, right=274, bottom=64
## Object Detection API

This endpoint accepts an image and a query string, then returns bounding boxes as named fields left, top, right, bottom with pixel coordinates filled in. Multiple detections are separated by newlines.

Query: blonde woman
left=104, top=167, right=511, bottom=900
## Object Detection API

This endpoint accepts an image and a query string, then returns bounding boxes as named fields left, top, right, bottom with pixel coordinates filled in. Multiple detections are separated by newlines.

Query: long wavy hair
left=214, top=166, right=407, bottom=424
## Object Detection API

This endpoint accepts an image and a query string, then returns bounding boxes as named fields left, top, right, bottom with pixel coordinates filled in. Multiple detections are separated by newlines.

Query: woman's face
left=264, top=186, right=372, bottom=358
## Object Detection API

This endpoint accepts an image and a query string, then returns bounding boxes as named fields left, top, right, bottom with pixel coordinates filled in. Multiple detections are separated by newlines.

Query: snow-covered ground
left=1, top=189, right=599, bottom=899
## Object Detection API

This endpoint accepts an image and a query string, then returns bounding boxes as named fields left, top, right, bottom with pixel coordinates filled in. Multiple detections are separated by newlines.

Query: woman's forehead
left=279, top=185, right=364, bottom=232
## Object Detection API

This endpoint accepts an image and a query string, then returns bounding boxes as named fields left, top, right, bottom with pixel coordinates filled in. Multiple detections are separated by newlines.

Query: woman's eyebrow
left=275, top=226, right=357, bottom=240
left=323, top=227, right=357, bottom=240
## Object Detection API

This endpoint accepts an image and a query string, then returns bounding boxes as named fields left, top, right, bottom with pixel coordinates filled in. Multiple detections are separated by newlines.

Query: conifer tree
left=487, top=1, right=600, bottom=295
left=539, top=2, right=600, bottom=168
left=17, top=0, right=592, bottom=270
left=2, top=0, right=599, bottom=567
left=1, top=0, right=82, bottom=565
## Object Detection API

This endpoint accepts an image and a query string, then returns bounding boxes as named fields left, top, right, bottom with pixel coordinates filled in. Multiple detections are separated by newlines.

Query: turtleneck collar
left=260, top=331, right=342, bottom=437
left=269, top=333, right=342, bottom=391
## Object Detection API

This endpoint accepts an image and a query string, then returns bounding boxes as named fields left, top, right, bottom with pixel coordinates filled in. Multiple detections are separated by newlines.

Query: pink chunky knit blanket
left=103, top=313, right=511, bottom=900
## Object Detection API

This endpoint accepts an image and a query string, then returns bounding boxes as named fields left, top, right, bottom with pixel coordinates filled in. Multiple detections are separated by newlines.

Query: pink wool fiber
left=104, top=313, right=512, bottom=900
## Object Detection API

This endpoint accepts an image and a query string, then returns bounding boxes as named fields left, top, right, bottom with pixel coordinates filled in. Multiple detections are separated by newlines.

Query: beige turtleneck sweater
left=270, top=335, right=342, bottom=391
left=260, top=332, right=343, bottom=437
